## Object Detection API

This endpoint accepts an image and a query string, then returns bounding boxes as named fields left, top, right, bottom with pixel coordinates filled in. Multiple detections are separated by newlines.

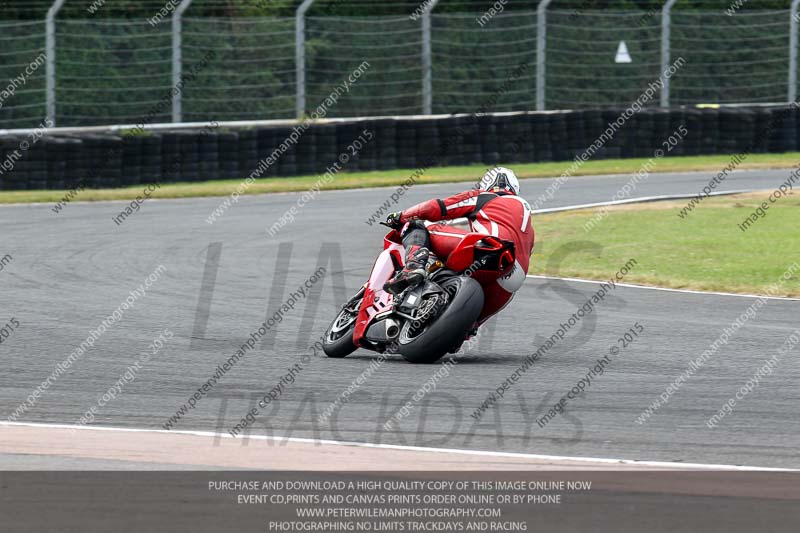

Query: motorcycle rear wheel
left=398, top=277, right=483, bottom=364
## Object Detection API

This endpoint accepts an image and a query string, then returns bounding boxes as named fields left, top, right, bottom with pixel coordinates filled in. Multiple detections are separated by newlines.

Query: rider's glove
left=385, top=212, right=403, bottom=229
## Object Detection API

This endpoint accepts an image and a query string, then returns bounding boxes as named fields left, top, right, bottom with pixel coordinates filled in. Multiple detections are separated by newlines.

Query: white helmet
left=480, top=166, right=520, bottom=195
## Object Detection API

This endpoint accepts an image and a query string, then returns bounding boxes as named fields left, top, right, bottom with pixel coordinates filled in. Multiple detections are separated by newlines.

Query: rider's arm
left=400, top=190, right=483, bottom=223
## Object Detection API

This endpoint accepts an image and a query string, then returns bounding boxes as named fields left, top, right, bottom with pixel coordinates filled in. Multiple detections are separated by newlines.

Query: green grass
left=530, top=192, right=800, bottom=297
left=4, top=152, right=800, bottom=205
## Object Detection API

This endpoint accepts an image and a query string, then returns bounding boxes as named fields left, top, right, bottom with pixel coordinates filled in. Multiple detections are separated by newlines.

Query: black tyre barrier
left=217, top=132, right=240, bottom=181
left=374, top=119, right=397, bottom=171
left=237, top=128, right=259, bottom=179
left=315, top=124, right=339, bottom=173
left=3, top=106, right=800, bottom=191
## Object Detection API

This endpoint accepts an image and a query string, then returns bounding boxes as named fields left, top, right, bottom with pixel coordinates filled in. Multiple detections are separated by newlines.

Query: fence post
left=45, top=0, right=67, bottom=127
left=295, top=0, right=316, bottom=118
left=172, top=0, right=194, bottom=123
left=790, top=0, right=800, bottom=103
left=421, top=0, right=441, bottom=115
left=660, top=0, right=678, bottom=107
left=536, top=0, right=553, bottom=111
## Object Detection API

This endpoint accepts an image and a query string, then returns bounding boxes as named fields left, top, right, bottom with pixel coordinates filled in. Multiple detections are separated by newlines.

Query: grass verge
left=3, top=152, right=800, bottom=205
left=530, top=191, right=800, bottom=297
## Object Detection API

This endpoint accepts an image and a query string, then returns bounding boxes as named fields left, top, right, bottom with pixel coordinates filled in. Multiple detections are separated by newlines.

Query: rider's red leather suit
left=399, top=189, right=535, bottom=324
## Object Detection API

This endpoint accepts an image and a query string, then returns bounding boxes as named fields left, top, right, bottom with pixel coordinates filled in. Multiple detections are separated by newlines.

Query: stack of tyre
left=160, top=132, right=182, bottom=182
left=599, top=109, right=626, bottom=159
left=563, top=110, right=586, bottom=160
left=395, top=119, right=418, bottom=169
left=121, top=134, right=144, bottom=186
left=477, top=115, right=499, bottom=165
left=528, top=113, right=552, bottom=162
left=355, top=119, right=379, bottom=172
left=496, top=113, right=532, bottom=165
left=458, top=116, right=483, bottom=165
left=313, top=124, right=339, bottom=174
left=0, top=136, right=33, bottom=190
left=434, top=117, right=459, bottom=167
left=273, top=126, right=299, bottom=176
left=142, top=134, right=163, bottom=184
left=294, top=125, right=317, bottom=175
left=413, top=119, right=441, bottom=170
left=199, top=129, right=219, bottom=181
left=81, top=135, right=124, bottom=188
left=627, top=111, right=651, bottom=158
left=238, top=129, right=259, bottom=179
left=374, top=119, right=397, bottom=170
left=698, top=108, right=720, bottom=155
left=43, top=137, right=69, bottom=189
left=680, top=109, right=701, bottom=156
left=769, top=106, right=797, bottom=153
left=216, top=131, right=239, bottom=180
left=667, top=109, right=687, bottom=156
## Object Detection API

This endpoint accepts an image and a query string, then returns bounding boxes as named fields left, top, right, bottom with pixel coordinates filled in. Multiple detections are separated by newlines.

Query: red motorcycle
left=322, top=226, right=515, bottom=364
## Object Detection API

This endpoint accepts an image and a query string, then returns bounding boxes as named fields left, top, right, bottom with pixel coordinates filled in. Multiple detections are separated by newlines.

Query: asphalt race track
left=1, top=168, right=798, bottom=469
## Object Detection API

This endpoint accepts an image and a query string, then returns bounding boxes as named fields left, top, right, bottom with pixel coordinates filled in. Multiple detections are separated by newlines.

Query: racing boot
left=383, top=245, right=429, bottom=295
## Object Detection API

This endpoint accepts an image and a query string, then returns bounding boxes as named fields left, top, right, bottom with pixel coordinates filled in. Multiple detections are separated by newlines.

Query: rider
left=383, top=166, right=534, bottom=330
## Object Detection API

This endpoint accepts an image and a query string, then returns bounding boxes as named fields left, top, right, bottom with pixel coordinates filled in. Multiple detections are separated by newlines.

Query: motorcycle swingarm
left=393, top=280, right=447, bottom=318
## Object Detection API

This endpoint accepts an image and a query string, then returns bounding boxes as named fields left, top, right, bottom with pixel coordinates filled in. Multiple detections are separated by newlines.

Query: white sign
left=615, top=41, right=632, bottom=63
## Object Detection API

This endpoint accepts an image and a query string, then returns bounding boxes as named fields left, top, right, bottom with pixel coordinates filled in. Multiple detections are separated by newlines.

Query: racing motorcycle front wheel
left=322, top=287, right=364, bottom=358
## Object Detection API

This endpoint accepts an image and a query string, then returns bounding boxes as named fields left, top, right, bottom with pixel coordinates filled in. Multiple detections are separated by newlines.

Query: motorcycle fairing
left=445, top=233, right=514, bottom=273
left=353, top=239, right=403, bottom=346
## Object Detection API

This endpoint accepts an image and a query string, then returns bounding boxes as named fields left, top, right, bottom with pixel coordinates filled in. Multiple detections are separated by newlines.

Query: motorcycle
left=322, top=225, right=516, bottom=364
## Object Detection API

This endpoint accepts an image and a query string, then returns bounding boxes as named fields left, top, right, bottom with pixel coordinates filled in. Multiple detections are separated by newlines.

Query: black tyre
left=399, top=277, right=484, bottom=364
left=322, top=288, right=363, bottom=358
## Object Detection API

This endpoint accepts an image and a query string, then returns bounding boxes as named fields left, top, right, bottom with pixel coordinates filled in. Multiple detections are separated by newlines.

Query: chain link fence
left=670, top=9, right=792, bottom=105
left=546, top=10, right=662, bottom=109
left=1, top=8, right=800, bottom=129
left=0, top=20, right=48, bottom=128
left=432, top=12, right=537, bottom=114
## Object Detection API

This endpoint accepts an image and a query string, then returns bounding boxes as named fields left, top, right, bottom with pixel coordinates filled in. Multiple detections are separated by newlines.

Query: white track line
left=526, top=274, right=800, bottom=301
left=532, top=189, right=752, bottom=214
left=2, top=420, right=797, bottom=472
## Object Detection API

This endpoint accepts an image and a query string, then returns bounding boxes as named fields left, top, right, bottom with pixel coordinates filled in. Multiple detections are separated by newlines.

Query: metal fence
left=3, top=2, right=800, bottom=129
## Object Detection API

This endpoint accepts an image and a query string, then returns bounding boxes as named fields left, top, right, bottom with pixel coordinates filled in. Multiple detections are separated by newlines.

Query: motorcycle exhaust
left=385, top=318, right=400, bottom=339
left=365, top=318, right=401, bottom=343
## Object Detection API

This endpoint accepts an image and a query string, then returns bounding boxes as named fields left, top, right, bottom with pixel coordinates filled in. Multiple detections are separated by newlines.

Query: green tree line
left=0, top=1, right=795, bottom=21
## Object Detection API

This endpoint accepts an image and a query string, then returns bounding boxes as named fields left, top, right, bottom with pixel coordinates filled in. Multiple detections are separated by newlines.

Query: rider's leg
left=383, top=220, right=432, bottom=295
left=473, top=259, right=527, bottom=327
left=384, top=221, right=471, bottom=294
left=425, top=223, right=470, bottom=259
left=477, top=281, right=514, bottom=325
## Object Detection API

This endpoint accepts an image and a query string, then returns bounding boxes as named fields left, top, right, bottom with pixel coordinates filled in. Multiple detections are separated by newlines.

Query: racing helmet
left=480, top=166, right=520, bottom=195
